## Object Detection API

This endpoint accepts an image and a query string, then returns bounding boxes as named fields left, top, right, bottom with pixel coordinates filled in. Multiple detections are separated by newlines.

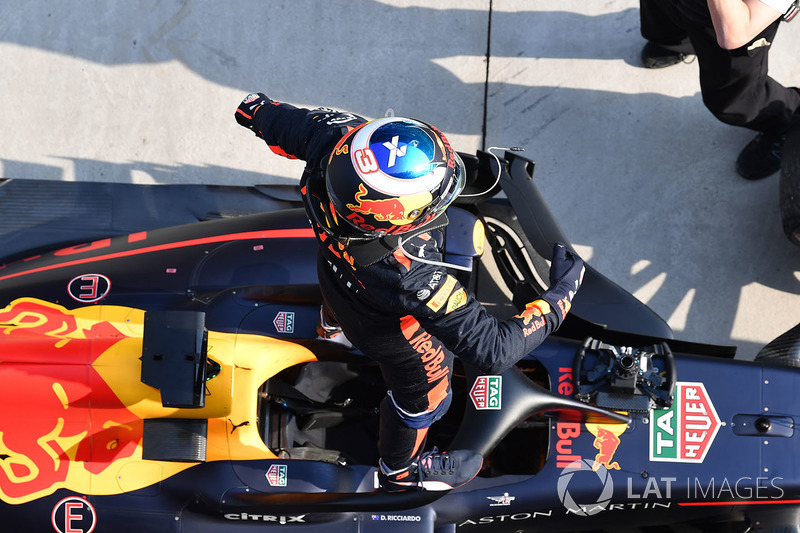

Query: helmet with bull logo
left=309, top=117, right=466, bottom=242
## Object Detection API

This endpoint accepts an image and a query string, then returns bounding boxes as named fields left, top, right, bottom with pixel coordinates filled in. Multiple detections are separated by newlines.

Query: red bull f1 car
left=1, top=150, right=799, bottom=532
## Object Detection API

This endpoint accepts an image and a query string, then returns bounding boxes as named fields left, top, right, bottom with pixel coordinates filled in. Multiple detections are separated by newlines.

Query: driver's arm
left=235, top=93, right=365, bottom=164
left=707, top=0, right=783, bottom=49
left=404, top=244, right=584, bottom=375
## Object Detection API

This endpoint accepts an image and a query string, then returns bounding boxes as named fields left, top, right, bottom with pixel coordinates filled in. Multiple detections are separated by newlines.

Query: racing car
left=0, top=148, right=798, bottom=532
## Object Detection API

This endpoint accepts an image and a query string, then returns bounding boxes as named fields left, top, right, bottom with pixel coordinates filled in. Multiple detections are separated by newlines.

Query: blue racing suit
left=246, top=99, right=581, bottom=469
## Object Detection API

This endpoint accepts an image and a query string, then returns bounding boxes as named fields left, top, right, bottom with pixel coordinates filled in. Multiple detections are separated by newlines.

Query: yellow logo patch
left=445, top=288, right=468, bottom=314
left=426, top=275, right=458, bottom=312
left=473, top=220, right=485, bottom=256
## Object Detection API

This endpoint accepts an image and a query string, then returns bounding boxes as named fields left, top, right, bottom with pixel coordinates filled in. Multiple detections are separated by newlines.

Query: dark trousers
left=640, top=0, right=800, bottom=135
left=318, top=257, right=454, bottom=471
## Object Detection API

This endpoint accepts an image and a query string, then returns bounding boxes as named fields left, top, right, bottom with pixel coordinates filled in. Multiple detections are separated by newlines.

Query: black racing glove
left=235, top=93, right=271, bottom=136
left=540, top=243, right=585, bottom=321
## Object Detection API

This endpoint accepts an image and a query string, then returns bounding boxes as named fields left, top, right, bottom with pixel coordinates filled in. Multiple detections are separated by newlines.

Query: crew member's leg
left=689, top=20, right=800, bottom=178
left=640, top=0, right=695, bottom=68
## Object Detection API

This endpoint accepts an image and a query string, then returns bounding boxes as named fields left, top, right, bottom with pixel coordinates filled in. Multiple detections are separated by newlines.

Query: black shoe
left=641, top=41, right=690, bottom=69
left=378, top=448, right=483, bottom=492
left=736, top=132, right=786, bottom=180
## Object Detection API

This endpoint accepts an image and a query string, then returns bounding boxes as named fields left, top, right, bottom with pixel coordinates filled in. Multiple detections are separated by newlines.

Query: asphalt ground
left=2, top=0, right=799, bottom=359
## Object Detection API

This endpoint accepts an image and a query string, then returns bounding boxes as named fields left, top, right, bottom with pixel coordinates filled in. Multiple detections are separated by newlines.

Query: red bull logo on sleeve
left=514, top=300, right=551, bottom=325
left=513, top=300, right=552, bottom=337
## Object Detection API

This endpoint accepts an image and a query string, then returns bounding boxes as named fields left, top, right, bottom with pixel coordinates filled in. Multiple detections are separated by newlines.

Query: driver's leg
left=375, top=318, right=482, bottom=491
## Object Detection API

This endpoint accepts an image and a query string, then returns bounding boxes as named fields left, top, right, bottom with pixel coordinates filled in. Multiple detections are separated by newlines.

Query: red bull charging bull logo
left=0, top=298, right=144, bottom=504
left=588, top=425, right=624, bottom=471
left=346, top=184, right=432, bottom=227
left=0, top=297, right=310, bottom=508
left=513, top=299, right=552, bottom=337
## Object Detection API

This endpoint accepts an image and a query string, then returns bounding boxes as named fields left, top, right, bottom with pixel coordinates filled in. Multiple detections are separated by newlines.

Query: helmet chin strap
left=395, top=234, right=473, bottom=272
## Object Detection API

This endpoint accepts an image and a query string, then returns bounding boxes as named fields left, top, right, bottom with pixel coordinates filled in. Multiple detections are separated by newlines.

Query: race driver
left=235, top=93, right=585, bottom=492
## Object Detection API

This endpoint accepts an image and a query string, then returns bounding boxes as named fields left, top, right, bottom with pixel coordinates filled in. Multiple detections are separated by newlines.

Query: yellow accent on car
left=0, top=298, right=318, bottom=504
left=473, top=219, right=485, bottom=256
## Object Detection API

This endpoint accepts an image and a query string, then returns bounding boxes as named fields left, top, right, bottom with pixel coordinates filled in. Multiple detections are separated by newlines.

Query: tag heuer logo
left=469, top=376, right=502, bottom=410
left=273, top=311, right=295, bottom=333
left=650, top=382, right=720, bottom=463
left=266, top=464, right=287, bottom=487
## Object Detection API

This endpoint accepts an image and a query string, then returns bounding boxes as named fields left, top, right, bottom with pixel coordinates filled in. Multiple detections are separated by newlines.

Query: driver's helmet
left=311, top=117, right=466, bottom=242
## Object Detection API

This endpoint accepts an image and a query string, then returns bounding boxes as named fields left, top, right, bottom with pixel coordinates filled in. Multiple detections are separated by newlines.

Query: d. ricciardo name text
left=371, top=514, right=422, bottom=522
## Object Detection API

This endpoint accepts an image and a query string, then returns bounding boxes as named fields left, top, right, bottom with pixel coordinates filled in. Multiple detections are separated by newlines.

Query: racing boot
left=378, top=447, right=483, bottom=492
left=315, top=306, right=352, bottom=349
